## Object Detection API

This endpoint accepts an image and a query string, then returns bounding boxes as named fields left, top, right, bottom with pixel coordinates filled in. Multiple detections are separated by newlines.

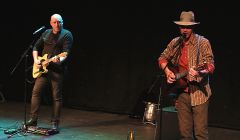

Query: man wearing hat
left=158, top=11, right=215, bottom=139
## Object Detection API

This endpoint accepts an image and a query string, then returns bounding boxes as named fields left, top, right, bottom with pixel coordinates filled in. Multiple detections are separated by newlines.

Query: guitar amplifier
left=27, top=126, right=59, bottom=136
left=154, top=106, right=180, bottom=140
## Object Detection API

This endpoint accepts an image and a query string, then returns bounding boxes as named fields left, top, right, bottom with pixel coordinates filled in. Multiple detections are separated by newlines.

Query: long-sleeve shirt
left=158, top=33, right=215, bottom=106
left=33, top=29, right=73, bottom=73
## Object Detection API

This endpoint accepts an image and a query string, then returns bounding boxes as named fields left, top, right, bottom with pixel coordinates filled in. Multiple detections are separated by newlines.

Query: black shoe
left=51, top=122, right=59, bottom=132
left=25, top=119, right=37, bottom=126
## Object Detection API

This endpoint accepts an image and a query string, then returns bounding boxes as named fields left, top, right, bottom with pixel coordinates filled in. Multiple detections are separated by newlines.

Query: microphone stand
left=154, top=35, right=183, bottom=140
left=153, top=70, right=165, bottom=140
left=6, top=38, right=37, bottom=138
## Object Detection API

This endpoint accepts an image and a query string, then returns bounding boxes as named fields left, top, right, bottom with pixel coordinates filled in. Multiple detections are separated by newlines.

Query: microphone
left=33, top=26, right=46, bottom=35
left=173, top=35, right=185, bottom=48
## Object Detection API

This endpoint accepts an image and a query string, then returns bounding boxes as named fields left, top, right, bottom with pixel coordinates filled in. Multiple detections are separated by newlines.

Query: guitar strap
left=189, top=35, right=202, bottom=93
left=196, top=35, right=202, bottom=65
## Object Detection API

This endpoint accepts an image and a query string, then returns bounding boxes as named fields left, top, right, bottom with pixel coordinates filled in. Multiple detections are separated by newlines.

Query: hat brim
left=174, top=21, right=200, bottom=26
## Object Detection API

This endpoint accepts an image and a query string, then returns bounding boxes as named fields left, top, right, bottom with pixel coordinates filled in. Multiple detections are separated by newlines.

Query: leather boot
left=51, top=121, right=59, bottom=131
left=25, top=118, right=37, bottom=126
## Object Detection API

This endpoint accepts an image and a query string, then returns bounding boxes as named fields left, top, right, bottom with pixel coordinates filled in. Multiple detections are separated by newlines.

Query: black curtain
left=2, top=1, right=240, bottom=130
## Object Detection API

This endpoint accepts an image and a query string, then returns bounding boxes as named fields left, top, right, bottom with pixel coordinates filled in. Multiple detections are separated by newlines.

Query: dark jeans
left=177, top=93, right=209, bottom=140
left=30, top=70, right=64, bottom=123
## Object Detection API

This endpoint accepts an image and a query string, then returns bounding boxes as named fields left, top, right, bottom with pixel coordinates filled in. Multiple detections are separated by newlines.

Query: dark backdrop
left=1, top=1, right=239, bottom=130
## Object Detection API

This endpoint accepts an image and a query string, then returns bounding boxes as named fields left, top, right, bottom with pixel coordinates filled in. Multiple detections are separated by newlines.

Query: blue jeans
left=177, top=93, right=209, bottom=140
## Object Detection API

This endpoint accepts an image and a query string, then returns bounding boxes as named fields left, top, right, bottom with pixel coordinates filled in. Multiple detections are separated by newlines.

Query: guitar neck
left=49, top=56, right=60, bottom=62
left=42, top=56, right=58, bottom=66
left=175, top=70, right=188, bottom=80
left=174, top=64, right=207, bottom=80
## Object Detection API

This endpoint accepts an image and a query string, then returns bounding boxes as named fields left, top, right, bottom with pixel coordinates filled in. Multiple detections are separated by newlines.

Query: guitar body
left=32, top=52, right=68, bottom=78
left=163, top=63, right=207, bottom=96
left=163, top=66, right=188, bottom=96
left=32, top=54, right=49, bottom=78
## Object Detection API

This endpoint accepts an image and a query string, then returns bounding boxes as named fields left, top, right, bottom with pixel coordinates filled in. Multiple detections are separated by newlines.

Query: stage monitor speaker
left=154, top=106, right=180, bottom=140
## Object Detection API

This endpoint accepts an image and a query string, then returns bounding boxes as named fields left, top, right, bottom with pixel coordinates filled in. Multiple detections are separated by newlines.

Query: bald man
left=27, top=14, right=73, bottom=131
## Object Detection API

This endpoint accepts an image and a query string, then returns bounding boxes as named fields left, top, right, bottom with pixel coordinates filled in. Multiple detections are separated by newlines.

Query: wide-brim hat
left=174, top=11, right=200, bottom=26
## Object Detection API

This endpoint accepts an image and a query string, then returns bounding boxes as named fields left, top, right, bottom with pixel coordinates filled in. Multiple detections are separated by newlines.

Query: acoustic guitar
left=163, top=63, right=207, bottom=95
left=32, top=52, right=67, bottom=78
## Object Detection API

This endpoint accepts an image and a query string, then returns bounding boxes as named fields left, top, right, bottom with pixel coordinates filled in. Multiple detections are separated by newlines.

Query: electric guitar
left=32, top=52, right=68, bottom=78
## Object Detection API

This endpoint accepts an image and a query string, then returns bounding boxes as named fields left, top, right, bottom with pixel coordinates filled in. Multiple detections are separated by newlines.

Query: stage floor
left=1, top=101, right=240, bottom=140
left=0, top=101, right=155, bottom=140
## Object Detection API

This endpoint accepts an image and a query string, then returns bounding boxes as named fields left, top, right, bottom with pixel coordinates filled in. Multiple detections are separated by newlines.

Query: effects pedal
left=27, top=126, right=59, bottom=136
left=4, top=129, right=18, bottom=135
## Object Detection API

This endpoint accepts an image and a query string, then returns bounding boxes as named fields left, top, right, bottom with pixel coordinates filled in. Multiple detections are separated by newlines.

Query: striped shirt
left=158, top=33, right=215, bottom=106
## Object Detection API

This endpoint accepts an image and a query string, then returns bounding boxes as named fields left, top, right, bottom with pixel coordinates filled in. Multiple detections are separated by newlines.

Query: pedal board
left=27, top=126, right=59, bottom=136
